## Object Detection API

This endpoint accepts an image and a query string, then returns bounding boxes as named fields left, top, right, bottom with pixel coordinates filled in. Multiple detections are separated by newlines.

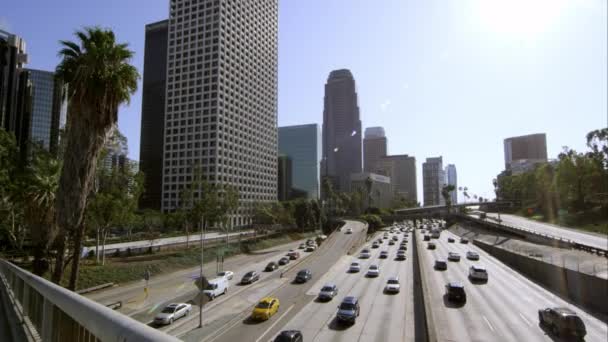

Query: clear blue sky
left=3, top=0, right=607, bottom=201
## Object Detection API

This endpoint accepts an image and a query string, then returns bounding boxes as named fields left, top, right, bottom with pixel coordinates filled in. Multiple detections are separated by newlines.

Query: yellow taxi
left=251, top=296, right=280, bottom=321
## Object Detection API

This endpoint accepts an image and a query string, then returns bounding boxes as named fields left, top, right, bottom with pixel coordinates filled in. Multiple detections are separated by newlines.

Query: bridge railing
left=0, top=259, right=180, bottom=342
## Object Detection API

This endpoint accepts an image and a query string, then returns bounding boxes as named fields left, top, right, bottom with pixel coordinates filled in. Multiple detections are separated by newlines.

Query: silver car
left=466, top=251, right=480, bottom=260
left=318, top=284, right=339, bottom=301
left=154, top=303, right=192, bottom=325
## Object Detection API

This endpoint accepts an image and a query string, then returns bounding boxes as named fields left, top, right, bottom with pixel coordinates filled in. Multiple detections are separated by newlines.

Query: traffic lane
left=183, top=221, right=367, bottom=342
left=442, top=230, right=608, bottom=342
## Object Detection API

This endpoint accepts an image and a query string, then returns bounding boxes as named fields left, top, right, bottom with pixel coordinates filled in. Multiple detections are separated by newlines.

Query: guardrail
left=0, top=259, right=180, bottom=342
left=458, top=214, right=608, bottom=258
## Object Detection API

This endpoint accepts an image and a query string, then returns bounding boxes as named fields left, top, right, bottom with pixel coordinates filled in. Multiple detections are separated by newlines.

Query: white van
left=203, top=277, right=229, bottom=300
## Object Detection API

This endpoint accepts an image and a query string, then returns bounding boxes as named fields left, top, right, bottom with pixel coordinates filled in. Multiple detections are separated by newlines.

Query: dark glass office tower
left=278, top=124, right=320, bottom=200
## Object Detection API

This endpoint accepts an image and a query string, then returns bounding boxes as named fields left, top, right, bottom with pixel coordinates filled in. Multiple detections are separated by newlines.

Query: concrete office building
left=139, top=20, right=169, bottom=210
left=363, top=126, right=387, bottom=173
left=322, top=69, right=362, bottom=194
left=350, top=172, right=392, bottom=209
left=374, top=154, right=417, bottom=203
left=504, top=133, right=547, bottom=170
left=161, top=0, right=278, bottom=227
left=278, top=124, right=320, bottom=199
left=423, top=156, right=444, bottom=206
left=445, top=164, right=457, bottom=204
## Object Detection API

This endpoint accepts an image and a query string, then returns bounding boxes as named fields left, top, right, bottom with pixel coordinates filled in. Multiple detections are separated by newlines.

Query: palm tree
left=52, top=27, right=139, bottom=289
left=441, top=184, right=456, bottom=214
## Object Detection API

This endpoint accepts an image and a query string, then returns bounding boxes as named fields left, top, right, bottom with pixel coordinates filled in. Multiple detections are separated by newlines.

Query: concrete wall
left=474, top=239, right=608, bottom=317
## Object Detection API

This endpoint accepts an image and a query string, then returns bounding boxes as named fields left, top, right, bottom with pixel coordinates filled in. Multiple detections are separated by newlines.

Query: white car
left=154, top=303, right=192, bottom=325
left=466, top=251, right=480, bottom=260
left=469, top=265, right=488, bottom=281
left=217, top=270, right=234, bottom=280
left=366, top=264, right=380, bottom=277
left=448, top=252, right=461, bottom=262
left=359, top=249, right=371, bottom=259
left=349, top=262, right=361, bottom=273
left=345, top=228, right=353, bottom=234
left=384, top=277, right=400, bottom=293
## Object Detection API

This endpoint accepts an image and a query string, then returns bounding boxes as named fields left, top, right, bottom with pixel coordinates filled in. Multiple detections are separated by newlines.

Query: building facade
left=277, top=155, right=292, bottom=202
left=161, top=0, right=278, bottom=227
left=374, top=154, right=417, bottom=204
left=139, top=20, right=169, bottom=210
left=445, top=164, right=457, bottom=204
left=322, top=69, right=362, bottom=194
left=350, top=172, right=392, bottom=209
left=25, top=69, right=66, bottom=152
left=423, top=156, right=444, bottom=206
left=363, top=126, right=387, bottom=173
left=278, top=123, right=320, bottom=200
left=503, top=133, right=547, bottom=170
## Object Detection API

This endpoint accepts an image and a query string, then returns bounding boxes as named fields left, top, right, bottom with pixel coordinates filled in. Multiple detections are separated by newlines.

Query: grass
left=511, top=209, right=608, bottom=235
left=55, top=231, right=317, bottom=290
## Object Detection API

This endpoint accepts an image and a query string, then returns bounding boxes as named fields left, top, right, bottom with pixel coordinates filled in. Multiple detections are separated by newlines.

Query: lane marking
left=483, top=315, right=495, bottom=332
left=255, top=304, right=296, bottom=342
left=519, top=313, right=532, bottom=327
left=202, top=312, right=247, bottom=342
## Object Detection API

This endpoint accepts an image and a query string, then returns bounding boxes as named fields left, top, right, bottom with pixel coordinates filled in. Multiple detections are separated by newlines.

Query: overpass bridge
left=393, top=201, right=515, bottom=217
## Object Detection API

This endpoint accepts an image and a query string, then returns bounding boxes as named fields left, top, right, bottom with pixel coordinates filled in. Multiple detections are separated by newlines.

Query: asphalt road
left=271, top=227, right=415, bottom=342
left=179, top=220, right=368, bottom=342
left=418, top=228, right=608, bottom=342
left=484, top=213, right=608, bottom=250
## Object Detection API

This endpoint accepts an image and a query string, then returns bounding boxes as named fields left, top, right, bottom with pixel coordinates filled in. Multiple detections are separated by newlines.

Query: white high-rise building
left=445, top=164, right=457, bottom=204
left=161, top=0, right=278, bottom=227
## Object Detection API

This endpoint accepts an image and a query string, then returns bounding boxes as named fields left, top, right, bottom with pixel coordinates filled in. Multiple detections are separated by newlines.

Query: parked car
left=217, top=270, right=234, bottom=280
left=349, top=262, right=361, bottom=273
left=427, top=242, right=436, bottom=250
left=448, top=252, right=461, bottom=262
left=434, top=260, right=447, bottom=270
left=203, top=277, right=229, bottom=300
left=274, top=330, right=303, bottom=342
left=295, top=269, right=312, bottom=283
left=241, top=271, right=260, bottom=284
left=251, top=297, right=280, bottom=321
left=384, top=277, right=400, bottom=294
left=466, top=251, right=480, bottom=260
left=445, top=282, right=466, bottom=303
left=279, top=257, right=290, bottom=265
left=317, top=284, right=338, bottom=301
left=469, top=265, right=488, bottom=281
left=336, top=296, right=360, bottom=324
left=396, top=251, right=407, bottom=260
left=538, top=307, right=586, bottom=339
left=366, top=264, right=380, bottom=277
left=154, top=303, right=192, bottom=325
left=265, top=261, right=278, bottom=272
left=379, top=251, right=389, bottom=259
left=460, top=238, right=469, bottom=244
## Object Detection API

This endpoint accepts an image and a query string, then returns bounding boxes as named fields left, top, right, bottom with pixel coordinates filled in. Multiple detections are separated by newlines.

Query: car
left=388, top=240, right=395, bottom=245
left=306, top=239, right=315, bottom=246
left=384, top=277, right=400, bottom=294
left=398, top=246, right=407, bottom=252
left=279, top=257, right=290, bottom=265
left=423, top=235, right=431, bottom=241
left=448, top=252, right=461, bottom=261
left=372, top=242, right=380, bottom=248
left=274, top=330, right=303, bottom=342
left=203, top=277, right=229, bottom=300
left=241, top=271, right=260, bottom=284
left=349, top=262, right=361, bottom=273
left=392, top=236, right=398, bottom=241
left=336, top=296, right=360, bottom=324
left=445, top=282, right=466, bottom=303
left=466, top=251, right=479, bottom=260
left=288, top=251, right=301, bottom=260
left=396, top=251, right=406, bottom=260
left=298, top=243, right=306, bottom=249
left=460, top=238, right=469, bottom=244
left=345, top=227, right=353, bottom=234
left=379, top=251, right=389, bottom=259
left=359, top=249, right=371, bottom=259
left=154, top=303, right=191, bottom=325
left=305, top=246, right=316, bottom=252
left=434, top=260, right=447, bottom=270
left=318, top=284, right=338, bottom=301
left=469, top=265, right=488, bottom=281
left=447, top=237, right=455, bottom=243
left=366, top=264, right=380, bottom=277
left=265, top=261, right=278, bottom=272
left=295, top=269, right=312, bottom=283
left=217, top=270, right=234, bottom=280
left=427, top=242, right=436, bottom=250
left=538, top=307, right=586, bottom=339
left=251, top=297, right=280, bottom=321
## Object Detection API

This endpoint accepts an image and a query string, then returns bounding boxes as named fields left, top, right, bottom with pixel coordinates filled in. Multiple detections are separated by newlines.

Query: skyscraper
left=374, top=154, right=417, bottom=203
left=322, top=69, right=362, bottom=194
left=445, top=164, right=457, bottom=204
left=139, top=20, right=168, bottom=210
left=364, top=126, right=387, bottom=172
left=503, top=133, right=547, bottom=170
left=277, top=155, right=292, bottom=202
left=278, top=124, right=320, bottom=199
left=423, top=156, right=444, bottom=206
left=162, top=0, right=278, bottom=227
left=25, top=69, right=66, bottom=152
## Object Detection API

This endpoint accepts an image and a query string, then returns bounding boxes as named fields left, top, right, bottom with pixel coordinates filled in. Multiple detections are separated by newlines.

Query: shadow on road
left=327, top=317, right=351, bottom=331
left=442, top=294, right=466, bottom=309
left=242, top=316, right=265, bottom=325
left=468, top=277, right=489, bottom=285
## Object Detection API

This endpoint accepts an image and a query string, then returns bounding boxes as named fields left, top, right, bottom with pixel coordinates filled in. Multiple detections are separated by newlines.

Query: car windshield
left=565, top=316, right=585, bottom=329
left=205, top=283, right=217, bottom=290
left=388, top=279, right=399, bottom=284
left=161, top=307, right=176, bottom=313
left=339, top=302, right=356, bottom=311
left=321, top=286, right=334, bottom=292
left=370, top=265, right=378, bottom=270
left=218, top=272, right=226, bottom=276
left=298, top=271, right=308, bottom=276
left=256, top=301, right=271, bottom=309
left=245, top=272, right=254, bottom=277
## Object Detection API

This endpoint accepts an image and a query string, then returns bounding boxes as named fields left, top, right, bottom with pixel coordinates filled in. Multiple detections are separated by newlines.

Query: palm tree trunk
left=68, top=225, right=84, bottom=290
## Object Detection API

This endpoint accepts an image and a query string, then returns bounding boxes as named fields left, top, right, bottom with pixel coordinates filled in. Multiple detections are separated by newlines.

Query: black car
left=274, top=330, right=303, bottom=342
left=445, top=282, right=466, bottom=303
left=539, top=307, right=586, bottom=339
left=460, top=238, right=469, bottom=244
left=241, top=271, right=260, bottom=284
left=336, top=296, right=360, bottom=324
left=399, top=246, right=407, bottom=252
left=423, top=235, right=431, bottom=241
left=265, top=262, right=278, bottom=272
left=278, top=257, right=290, bottom=265
left=434, top=260, right=447, bottom=270
left=427, top=243, right=436, bottom=250
left=295, top=269, right=312, bottom=283
left=379, top=251, right=389, bottom=259
left=447, top=237, right=455, bottom=243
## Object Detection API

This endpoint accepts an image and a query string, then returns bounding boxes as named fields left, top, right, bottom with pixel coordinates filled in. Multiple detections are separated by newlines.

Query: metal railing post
left=41, top=297, right=54, bottom=341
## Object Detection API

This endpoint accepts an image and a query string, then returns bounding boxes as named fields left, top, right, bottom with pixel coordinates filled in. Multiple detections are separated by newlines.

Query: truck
left=203, top=277, right=229, bottom=300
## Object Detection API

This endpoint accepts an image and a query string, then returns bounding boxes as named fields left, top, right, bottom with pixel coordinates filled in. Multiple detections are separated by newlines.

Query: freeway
left=418, top=228, right=608, bottom=342
left=272, top=227, right=415, bottom=342
left=484, top=213, right=608, bottom=250
left=179, top=220, right=368, bottom=342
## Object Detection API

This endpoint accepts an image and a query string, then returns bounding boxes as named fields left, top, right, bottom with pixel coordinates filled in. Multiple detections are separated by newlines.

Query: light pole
left=198, top=217, right=204, bottom=328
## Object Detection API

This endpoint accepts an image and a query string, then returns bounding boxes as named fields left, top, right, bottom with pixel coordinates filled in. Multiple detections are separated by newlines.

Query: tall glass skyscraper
left=26, top=69, right=66, bottom=151
left=278, top=124, right=320, bottom=200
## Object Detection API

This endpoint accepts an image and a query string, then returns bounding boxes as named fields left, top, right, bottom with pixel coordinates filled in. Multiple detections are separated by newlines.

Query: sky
left=3, top=0, right=607, bottom=202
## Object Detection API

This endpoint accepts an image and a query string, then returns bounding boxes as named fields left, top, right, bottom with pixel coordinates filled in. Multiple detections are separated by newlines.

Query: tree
left=0, top=129, right=26, bottom=253
left=53, top=27, right=139, bottom=289
left=364, top=176, right=373, bottom=209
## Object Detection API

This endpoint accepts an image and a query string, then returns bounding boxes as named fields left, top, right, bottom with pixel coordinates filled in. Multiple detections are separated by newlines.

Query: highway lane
left=179, top=220, right=368, bottom=342
left=418, top=228, right=608, bottom=342
left=273, top=226, right=415, bottom=342
left=484, top=213, right=608, bottom=250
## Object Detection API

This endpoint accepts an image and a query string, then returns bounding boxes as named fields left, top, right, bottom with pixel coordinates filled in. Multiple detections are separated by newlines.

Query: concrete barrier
left=413, top=228, right=435, bottom=342
left=473, top=239, right=608, bottom=317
